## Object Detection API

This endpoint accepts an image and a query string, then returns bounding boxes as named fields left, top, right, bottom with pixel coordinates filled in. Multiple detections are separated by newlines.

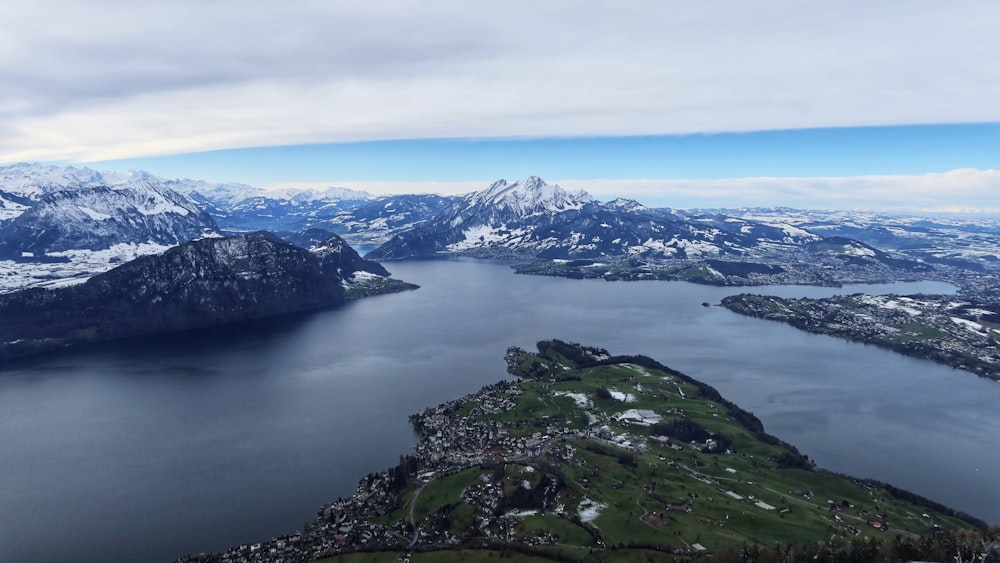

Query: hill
left=0, top=232, right=415, bottom=361
left=178, top=341, right=988, bottom=562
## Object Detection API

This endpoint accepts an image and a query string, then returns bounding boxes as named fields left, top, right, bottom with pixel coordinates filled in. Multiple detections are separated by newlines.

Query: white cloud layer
left=312, top=169, right=1000, bottom=213
left=2, top=0, right=999, bottom=162
left=562, top=169, right=1000, bottom=212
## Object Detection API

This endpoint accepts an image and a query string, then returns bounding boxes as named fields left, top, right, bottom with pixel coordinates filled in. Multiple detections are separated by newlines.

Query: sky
left=1, top=1, right=999, bottom=211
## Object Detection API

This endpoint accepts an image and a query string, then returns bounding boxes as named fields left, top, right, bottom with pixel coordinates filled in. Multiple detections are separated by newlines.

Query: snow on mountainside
left=165, top=178, right=373, bottom=209
left=164, top=177, right=380, bottom=236
left=463, top=177, right=592, bottom=218
left=0, top=163, right=389, bottom=293
left=324, top=194, right=456, bottom=248
left=367, top=177, right=821, bottom=260
left=0, top=163, right=109, bottom=201
left=713, top=207, right=1000, bottom=270
left=175, top=183, right=451, bottom=248
left=0, top=174, right=218, bottom=258
left=0, top=191, right=31, bottom=222
left=0, top=163, right=222, bottom=292
left=367, top=177, right=595, bottom=259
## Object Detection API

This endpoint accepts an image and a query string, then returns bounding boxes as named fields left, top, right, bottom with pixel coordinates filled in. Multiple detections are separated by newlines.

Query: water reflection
left=1, top=259, right=994, bottom=563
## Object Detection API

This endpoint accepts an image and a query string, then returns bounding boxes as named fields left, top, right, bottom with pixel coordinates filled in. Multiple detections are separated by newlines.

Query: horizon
left=3, top=2, right=999, bottom=213
left=8, top=154, right=1000, bottom=216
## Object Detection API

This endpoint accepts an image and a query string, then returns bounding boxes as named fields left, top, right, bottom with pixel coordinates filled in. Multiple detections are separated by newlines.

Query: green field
left=364, top=341, right=979, bottom=562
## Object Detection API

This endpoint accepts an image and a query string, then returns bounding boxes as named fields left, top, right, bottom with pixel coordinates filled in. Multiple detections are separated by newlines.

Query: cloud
left=560, top=169, right=1000, bottom=212
left=2, top=1, right=999, bottom=162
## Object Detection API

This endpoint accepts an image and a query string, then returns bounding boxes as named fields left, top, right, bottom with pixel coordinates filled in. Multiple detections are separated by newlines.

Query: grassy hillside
left=198, top=340, right=993, bottom=563
left=313, top=340, right=985, bottom=562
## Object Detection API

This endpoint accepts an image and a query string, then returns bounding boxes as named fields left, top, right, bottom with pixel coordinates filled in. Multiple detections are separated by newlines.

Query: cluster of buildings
left=722, top=293, right=1000, bottom=380
left=177, top=380, right=575, bottom=563
left=411, top=381, right=552, bottom=468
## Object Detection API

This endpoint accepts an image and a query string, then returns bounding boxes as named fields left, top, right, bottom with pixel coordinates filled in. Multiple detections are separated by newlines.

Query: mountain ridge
left=368, top=176, right=822, bottom=260
left=0, top=232, right=414, bottom=361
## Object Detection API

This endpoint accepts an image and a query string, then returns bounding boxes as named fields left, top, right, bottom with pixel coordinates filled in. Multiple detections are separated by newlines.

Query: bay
left=0, top=258, right=995, bottom=563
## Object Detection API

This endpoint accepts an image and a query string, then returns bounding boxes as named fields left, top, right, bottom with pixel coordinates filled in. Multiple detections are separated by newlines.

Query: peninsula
left=178, top=341, right=992, bottom=563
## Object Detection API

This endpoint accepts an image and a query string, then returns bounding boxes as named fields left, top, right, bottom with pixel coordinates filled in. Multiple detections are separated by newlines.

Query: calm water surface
left=1, top=259, right=996, bottom=562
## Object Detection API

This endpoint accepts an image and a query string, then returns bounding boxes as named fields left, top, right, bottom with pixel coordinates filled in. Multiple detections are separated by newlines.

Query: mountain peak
left=608, top=198, right=648, bottom=212
left=473, top=176, right=592, bottom=217
left=522, top=175, right=546, bottom=189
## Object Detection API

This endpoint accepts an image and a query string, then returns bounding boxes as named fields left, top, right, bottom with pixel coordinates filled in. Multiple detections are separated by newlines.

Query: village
left=175, top=342, right=976, bottom=563
left=721, top=292, right=1000, bottom=380
left=175, top=380, right=584, bottom=563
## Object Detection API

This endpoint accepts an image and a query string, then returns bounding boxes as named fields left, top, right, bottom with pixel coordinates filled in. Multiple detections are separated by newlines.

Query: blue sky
left=2, top=1, right=999, bottom=210
left=86, top=124, right=1000, bottom=210
left=90, top=123, right=999, bottom=183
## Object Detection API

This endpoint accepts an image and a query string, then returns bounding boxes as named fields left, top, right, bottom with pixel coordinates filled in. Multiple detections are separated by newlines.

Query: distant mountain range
left=716, top=207, right=1000, bottom=272
left=162, top=176, right=457, bottom=248
left=0, top=165, right=218, bottom=259
left=0, top=163, right=459, bottom=263
left=4, top=163, right=998, bottom=298
left=369, top=176, right=822, bottom=260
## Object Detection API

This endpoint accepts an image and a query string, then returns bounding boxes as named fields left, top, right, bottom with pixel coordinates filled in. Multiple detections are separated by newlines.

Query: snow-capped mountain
left=173, top=181, right=455, bottom=247
left=0, top=163, right=120, bottom=223
left=165, top=177, right=374, bottom=233
left=367, top=177, right=821, bottom=260
left=323, top=194, right=457, bottom=248
left=0, top=163, right=440, bottom=293
left=0, top=163, right=114, bottom=200
left=0, top=165, right=218, bottom=259
left=458, top=177, right=593, bottom=219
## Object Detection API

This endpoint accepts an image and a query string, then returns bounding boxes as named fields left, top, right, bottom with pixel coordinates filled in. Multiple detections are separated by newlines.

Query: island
left=178, top=340, right=994, bottom=563
left=720, top=293, right=1000, bottom=381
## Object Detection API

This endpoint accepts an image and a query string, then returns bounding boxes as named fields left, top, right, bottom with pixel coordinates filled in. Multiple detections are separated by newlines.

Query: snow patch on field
left=0, top=242, right=174, bottom=294
left=609, top=390, right=636, bottom=403
left=79, top=207, right=112, bottom=221
left=0, top=196, right=29, bottom=221
left=445, top=224, right=531, bottom=252
left=965, top=308, right=995, bottom=318
left=554, top=391, right=591, bottom=408
left=765, top=222, right=819, bottom=242
left=842, top=244, right=876, bottom=257
left=858, top=295, right=924, bottom=316
left=578, top=499, right=606, bottom=524
left=952, top=317, right=986, bottom=334
left=666, top=237, right=723, bottom=257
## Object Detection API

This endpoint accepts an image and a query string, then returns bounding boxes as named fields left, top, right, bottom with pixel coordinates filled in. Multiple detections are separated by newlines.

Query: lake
left=1, top=258, right=996, bottom=563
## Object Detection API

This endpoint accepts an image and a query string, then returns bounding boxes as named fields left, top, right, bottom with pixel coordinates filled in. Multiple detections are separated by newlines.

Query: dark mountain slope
left=0, top=232, right=409, bottom=360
